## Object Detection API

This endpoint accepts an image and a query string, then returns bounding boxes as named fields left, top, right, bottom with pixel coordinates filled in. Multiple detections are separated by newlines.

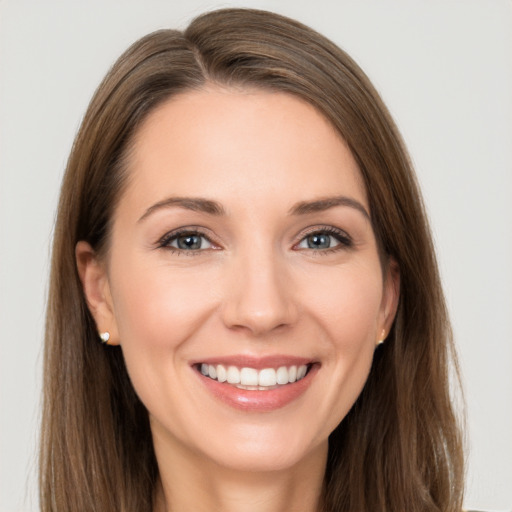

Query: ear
left=75, top=241, right=120, bottom=345
left=378, top=257, right=400, bottom=343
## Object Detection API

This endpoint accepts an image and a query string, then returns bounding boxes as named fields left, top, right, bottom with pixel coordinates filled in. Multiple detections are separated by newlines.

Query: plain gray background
left=1, top=1, right=511, bottom=511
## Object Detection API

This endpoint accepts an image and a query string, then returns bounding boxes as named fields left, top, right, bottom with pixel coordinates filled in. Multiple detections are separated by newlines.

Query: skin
left=77, top=87, right=399, bottom=512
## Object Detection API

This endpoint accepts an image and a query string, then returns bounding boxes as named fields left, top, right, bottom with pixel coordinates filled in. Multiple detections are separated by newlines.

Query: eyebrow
left=289, top=196, right=370, bottom=219
left=138, top=197, right=225, bottom=222
left=138, top=194, right=370, bottom=222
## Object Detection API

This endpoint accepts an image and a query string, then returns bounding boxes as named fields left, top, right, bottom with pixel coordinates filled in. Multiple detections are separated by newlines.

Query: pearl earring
left=99, top=332, right=110, bottom=344
left=376, top=329, right=386, bottom=346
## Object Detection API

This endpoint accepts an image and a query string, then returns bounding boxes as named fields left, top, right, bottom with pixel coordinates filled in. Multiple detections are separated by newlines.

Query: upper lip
left=190, top=354, right=315, bottom=370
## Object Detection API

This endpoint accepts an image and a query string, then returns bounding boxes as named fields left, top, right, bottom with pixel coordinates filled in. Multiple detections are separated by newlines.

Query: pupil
left=308, top=234, right=330, bottom=249
left=178, top=234, right=201, bottom=250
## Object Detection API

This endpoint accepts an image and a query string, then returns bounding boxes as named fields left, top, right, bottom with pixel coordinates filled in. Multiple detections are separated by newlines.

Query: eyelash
left=157, top=226, right=353, bottom=255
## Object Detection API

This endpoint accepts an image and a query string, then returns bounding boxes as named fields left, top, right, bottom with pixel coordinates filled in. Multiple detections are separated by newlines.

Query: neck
left=152, top=430, right=327, bottom=512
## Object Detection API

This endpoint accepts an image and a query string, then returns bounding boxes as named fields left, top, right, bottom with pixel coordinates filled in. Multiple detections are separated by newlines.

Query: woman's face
left=80, top=88, right=398, bottom=473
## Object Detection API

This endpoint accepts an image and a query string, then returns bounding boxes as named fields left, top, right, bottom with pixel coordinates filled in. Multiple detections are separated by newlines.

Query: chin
left=191, top=422, right=328, bottom=474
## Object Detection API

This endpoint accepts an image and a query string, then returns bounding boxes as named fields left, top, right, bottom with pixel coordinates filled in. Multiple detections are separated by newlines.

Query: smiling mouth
left=196, top=363, right=312, bottom=390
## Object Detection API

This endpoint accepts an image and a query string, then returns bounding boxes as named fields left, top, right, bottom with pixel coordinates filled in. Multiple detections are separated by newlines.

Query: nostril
left=222, top=301, right=297, bottom=336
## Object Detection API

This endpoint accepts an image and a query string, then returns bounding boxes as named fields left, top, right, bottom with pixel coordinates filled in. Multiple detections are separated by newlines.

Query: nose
left=221, top=250, right=298, bottom=336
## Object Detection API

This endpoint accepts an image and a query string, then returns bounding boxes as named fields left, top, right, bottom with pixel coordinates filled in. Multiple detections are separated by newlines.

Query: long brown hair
left=40, top=8, right=464, bottom=511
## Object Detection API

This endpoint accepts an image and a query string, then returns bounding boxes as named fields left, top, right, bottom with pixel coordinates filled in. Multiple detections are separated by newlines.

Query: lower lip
left=195, top=365, right=318, bottom=412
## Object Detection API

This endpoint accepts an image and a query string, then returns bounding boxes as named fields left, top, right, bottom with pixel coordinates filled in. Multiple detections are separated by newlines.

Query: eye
left=159, top=230, right=214, bottom=252
left=297, top=233, right=339, bottom=250
left=295, top=227, right=352, bottom=251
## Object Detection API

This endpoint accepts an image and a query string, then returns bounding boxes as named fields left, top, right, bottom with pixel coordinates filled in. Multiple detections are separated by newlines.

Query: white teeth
left=216, top=364, right=227, bottom=383
left=226, top=366, right=240, bottom=384
left=240, top=367, right=258, bottom=386
left=200, top=363, right=311, bottom=387
left=258, top=368, right=277, bottom=386
left=276, top=366, right=289, bottom=385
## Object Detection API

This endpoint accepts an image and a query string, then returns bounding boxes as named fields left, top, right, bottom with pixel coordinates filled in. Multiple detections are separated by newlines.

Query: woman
left=40, top=8, right=464, bottom=512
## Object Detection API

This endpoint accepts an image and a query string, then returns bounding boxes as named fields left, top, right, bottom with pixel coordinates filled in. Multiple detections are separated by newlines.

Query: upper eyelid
left=157, top=226, right=218, bottom=248
left=295, top=225, right=352, bottom=241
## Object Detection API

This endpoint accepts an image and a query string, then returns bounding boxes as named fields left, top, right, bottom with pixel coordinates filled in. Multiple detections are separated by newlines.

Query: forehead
left=122, top=87, right=367, bottom=216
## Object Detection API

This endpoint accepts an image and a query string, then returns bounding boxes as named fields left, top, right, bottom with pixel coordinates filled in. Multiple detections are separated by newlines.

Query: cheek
left=107, top=257, right=220, bottom=420
left=106, top=255, right=223, bottom=415
left=301, top=263, right=383, bottom=428
left=306, top=262, right=384, bottom=349
left=110, top=257, right=216, bottom=350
